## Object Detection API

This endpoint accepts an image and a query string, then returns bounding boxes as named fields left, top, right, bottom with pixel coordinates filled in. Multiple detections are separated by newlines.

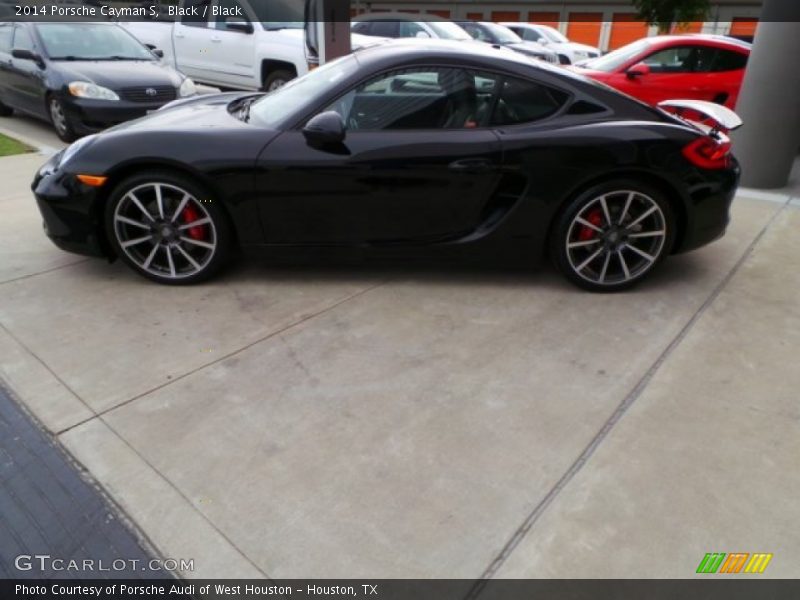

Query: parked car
left=123, top=2, right=385, bottom=92
left=0, top=21, right=196, bottom=142
left=352, top=13, right=473, bottom=41
left=32, top=39, right=742, bottom=291
left=574, top=35, right=750, bottom=109
left=500, top=22, right=600, bottom=65
left=457, top=21, right=559, bottom=64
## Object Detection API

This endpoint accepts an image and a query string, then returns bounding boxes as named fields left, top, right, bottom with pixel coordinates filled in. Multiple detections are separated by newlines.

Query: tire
left=0, top=98, right=12, bottom=117
left=104, top=171, right=233, bottom=285
left=262, top=69, right=294, bottom=92
left=549, top=180, right=676, bottom=292
left=48, top=96, right=78, bottom=143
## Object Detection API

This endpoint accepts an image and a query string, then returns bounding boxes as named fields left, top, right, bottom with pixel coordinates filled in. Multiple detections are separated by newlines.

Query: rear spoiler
left=658, top=100, right=743, bottom=134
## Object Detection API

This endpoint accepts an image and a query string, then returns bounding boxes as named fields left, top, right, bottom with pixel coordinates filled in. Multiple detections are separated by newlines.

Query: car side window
left=490, top=75, right=569, bottom=126
left=642, top=46, right=696, bottom=73
left=370, top=21, right=399, bottom=38
left=398, top=21, right=425, bottom=38
left=351, top=22, right=370, bottom=35
left=0, top=23, right=12, bottom=54
left=181, top=0, right=211, bottom=27
left=12, top=26, right=35, bottom=52
left=709, top=49, right=748, bottom=72
left=463, top=23, right=490, bottom=42
left=214, top=0, right=250, bottom=30
left=323, top=67, right=489, bottom=131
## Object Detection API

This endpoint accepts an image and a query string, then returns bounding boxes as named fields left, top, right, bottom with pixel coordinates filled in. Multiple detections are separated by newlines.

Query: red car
left=574, top=35, right=751, bottom=109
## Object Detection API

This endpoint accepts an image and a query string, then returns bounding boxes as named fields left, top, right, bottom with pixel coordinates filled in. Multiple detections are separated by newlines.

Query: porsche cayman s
left=32, top=39, right=742, bottom=291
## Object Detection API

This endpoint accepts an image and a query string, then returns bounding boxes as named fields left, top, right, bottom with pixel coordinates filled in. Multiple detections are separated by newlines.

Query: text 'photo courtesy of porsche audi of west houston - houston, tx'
left=33, top=39, right=742, bottom=291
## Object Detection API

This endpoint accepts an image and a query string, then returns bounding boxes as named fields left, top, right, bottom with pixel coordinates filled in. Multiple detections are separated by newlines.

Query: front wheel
left=104, top=172, right=232, bottom=284
left=550, top=181, right=676, bottom=292
left=48, top=97, right=77, bottom=142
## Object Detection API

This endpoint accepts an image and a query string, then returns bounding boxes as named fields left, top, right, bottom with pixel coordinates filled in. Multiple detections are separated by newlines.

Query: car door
left=206, top=0, right=256, bottom=88
left=618, top=45, right=705, bottom=105
left=254, top=66, right=503, bottom=244
left=8, top=24, right=48, bottom=117
left=173, top=0, right=216, bottom=83
left=695, top=46, right=749, bottom=108
left=0, top=23, right=14, bottom=107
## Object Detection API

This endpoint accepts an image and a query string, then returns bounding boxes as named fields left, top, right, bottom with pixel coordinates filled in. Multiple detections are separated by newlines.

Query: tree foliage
left=631, top=0, right=712, bottom=33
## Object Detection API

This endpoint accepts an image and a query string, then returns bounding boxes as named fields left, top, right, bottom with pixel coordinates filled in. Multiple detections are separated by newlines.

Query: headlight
left=574, top=50, right=589, bottom=59
left=178, top=78, right=197, bottom=98
left=68, top=81, right=119, bottom=101
left=59, top=134, right=96, bottom=168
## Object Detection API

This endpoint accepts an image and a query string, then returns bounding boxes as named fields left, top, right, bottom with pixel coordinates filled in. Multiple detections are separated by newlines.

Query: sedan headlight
left=68, top=81, right=119, bottom=101
left=178, top=77, right=197, bottom=98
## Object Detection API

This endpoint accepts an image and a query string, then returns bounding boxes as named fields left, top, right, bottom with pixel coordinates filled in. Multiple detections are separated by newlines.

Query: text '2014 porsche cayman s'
left=32, top=39, right=742, bottom=291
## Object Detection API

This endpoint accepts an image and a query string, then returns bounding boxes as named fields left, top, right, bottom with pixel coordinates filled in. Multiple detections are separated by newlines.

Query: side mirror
left=12, top=49, right=44, bottom=68
left=225, top=19, right=253, bottom=34
left=303, top=111, right=346, bottom=146
left=538, top=37, right=549, bottom=45
left=149, top=47, right=164, bottom=58
left=626, top=62, right=650, bottom=79
left=415, top=31, right=431, bottom=39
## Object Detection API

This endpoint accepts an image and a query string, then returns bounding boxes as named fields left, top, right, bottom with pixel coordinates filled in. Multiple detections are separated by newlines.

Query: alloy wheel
left=49, top=99, right=68, bottom=137
left=112, top=182, right=217, bottom=280
left=565, top=190, right=667, bottom=286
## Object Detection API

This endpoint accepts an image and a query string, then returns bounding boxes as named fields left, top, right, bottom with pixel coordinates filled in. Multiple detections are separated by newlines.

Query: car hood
left=101, top=92, right=252, bottom=134
left=51, top=59, right=183, bottom=89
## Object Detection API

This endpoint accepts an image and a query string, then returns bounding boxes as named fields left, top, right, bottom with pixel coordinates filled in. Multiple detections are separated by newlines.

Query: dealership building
left=352, top=0, right=763, bottom=51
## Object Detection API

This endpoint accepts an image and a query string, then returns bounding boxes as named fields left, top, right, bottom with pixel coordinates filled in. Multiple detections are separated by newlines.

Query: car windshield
left=581, top=39, right=651, bottom=72
left=248, top=55, right=358, bottom=128
left=482, top=22, right=522, bottom=44
left=537, top=25, right=569, bottom=43
left=427, top=21, right=471, bottom=40
left=36, top=23, right=153, bottom=61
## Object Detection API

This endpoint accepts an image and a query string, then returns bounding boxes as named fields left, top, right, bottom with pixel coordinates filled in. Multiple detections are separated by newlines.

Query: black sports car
left=32, top=39, right=742, bottom=291
left=0, top=21, right=196, bottom=142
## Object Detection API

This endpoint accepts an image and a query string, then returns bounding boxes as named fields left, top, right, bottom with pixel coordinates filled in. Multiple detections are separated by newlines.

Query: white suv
left=501, top=22, right=601, bottom=65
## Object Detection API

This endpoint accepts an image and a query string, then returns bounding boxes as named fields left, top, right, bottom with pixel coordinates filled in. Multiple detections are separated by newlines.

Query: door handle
left=210, top=36, right=222, bottom=43
left=448, top=158, right=493, bottom=173
left=175, top=32, right=185, bottom=39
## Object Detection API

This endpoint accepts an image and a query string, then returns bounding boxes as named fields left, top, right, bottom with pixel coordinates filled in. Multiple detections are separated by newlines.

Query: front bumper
left=32, top=154, right=107, bottom=257
left=60, top=95, right=171, bottom=136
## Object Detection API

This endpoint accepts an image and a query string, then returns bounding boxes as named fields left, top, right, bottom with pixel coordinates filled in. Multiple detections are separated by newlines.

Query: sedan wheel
left=48, top=97, right=77, bottom=142
left=106, top=174, right=231, bottom=284
left=552, top=182, right=674, bottom=291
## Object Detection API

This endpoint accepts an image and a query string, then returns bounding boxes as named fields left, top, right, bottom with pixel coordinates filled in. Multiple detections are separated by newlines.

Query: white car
left=500, top=22, right=601, bottom=65
left=351, top=13, right=473, bottom=41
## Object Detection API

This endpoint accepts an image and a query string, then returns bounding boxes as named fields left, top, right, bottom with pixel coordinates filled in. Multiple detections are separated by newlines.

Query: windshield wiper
left=51, top=55, right=97, bottom=61
left=105, top=56, right=151, bottom=61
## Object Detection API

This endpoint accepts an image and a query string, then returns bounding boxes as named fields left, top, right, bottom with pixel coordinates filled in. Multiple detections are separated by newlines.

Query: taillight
left=682, top=136, right=732, bottom=170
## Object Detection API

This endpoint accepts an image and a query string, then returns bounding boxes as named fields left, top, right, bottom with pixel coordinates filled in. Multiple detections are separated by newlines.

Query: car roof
left=353, top=37, right=574, bottom=77
left=353, top=12, right=451, bottom=23
left=641, top=33, right=752, bottom=50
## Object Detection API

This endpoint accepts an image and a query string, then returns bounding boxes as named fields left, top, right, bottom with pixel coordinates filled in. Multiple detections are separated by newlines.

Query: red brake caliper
left=181, top=203, right=206, bottom=241
left=578, top=209, right=604, bottom=241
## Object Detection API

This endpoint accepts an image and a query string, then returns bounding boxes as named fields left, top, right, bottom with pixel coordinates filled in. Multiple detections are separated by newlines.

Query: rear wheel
left=104, top=172, right=232, bottom=284
left=262, top=70, right=294, bottom=92
left=48, top=97, right=77, bottom=142
left=550, top=181, right=675, bottom=292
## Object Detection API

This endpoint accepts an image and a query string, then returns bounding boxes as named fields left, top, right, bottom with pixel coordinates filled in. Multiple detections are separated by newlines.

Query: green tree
left=631, top=0, right=712, bottom=34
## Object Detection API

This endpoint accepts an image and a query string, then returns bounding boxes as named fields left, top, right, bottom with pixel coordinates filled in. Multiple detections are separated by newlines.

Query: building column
left=733, top=1, right=800, bottom=188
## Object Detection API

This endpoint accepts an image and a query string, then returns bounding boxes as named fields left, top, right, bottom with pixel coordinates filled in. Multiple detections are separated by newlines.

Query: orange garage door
left=672, top=21, right=704, bottom=34
left=491, top=11, right=520, bottom=22
left=608, top=13, right=649, bottom=50
left=466, top=12, right=483, bottom=21
left=529, top=11, right=560, bottom=30
left=567, top=13, right=603, bottom=47
left=427, top=9, right=451, bottom=18
left=730, top=17, right=758, bottom=37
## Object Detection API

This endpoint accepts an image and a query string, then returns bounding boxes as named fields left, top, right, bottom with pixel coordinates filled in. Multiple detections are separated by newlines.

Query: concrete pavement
left=0, top=130, right=798, bottom=581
